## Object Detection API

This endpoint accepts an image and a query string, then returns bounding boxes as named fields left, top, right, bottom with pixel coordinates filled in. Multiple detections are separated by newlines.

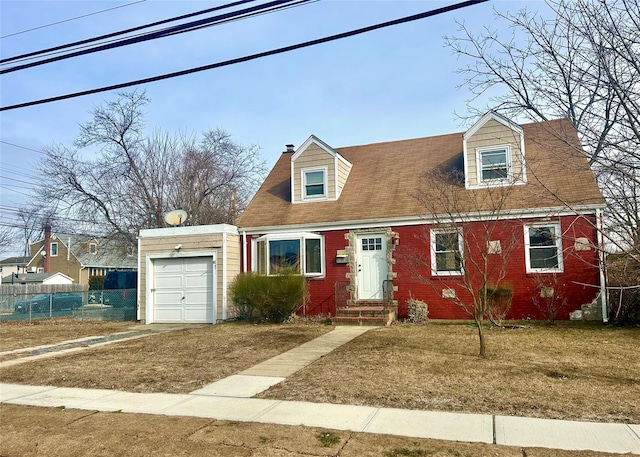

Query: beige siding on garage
left=466, top=118, right=524, bottom=187
left=138, top=228, right=240, bottom=323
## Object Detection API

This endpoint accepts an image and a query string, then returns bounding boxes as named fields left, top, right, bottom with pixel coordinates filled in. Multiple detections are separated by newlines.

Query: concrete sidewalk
left=2, top=382, right=639, bottom=454
left=1, top=325, right=639, bottom=454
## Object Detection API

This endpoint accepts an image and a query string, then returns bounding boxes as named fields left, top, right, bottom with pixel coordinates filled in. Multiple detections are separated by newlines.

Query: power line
left=0, top=141, right=47, bottom=155
left=0, top=0, right=307, bottom=74
left=1, top=0, right=258, bottom=64
left=0, top=0, right=146, bottom=39
left=0, top=0, right=489, bottom=112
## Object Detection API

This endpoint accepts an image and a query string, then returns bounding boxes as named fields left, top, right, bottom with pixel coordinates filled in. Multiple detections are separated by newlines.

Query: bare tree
left=37, top=91, right=267, bottom=243
left=444, top=0, right=640, bottom=258
left=406, top=168, right=520, bottom=357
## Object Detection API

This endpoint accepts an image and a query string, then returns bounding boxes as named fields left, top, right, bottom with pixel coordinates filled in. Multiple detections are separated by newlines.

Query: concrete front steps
left=332, top=301, right=397, bottom=326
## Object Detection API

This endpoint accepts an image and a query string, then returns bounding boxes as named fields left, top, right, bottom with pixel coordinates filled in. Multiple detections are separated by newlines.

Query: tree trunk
left=475, top=316, right=486, bottom=358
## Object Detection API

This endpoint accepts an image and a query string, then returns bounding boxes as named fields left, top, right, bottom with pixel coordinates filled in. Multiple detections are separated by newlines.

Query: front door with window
left=356, top=234, right=387, bottom=300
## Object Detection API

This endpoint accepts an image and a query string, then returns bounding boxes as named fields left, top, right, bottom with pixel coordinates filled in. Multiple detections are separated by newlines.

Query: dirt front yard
left=0, top=404, right=628, bottom=457
left=0, top=319, right=638, bottom=423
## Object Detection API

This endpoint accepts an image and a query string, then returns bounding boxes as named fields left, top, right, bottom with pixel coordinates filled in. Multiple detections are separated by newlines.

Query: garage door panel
left=155, top=291, right=183, bottom=305
left=184, top=307, right=211, bottom=322
left=155, top=259, right=184, bottom=272
left=152, top=256, right=215, bottom=324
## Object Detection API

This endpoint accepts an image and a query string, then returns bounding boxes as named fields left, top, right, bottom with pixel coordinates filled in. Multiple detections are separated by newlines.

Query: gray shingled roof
left=50, top=233, right=137, bottom=269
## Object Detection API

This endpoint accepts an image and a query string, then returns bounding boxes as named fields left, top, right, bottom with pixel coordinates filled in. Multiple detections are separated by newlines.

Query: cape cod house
left=26, top=229, right=137, bottom=286
left=236, top=112, right=606, bottom=323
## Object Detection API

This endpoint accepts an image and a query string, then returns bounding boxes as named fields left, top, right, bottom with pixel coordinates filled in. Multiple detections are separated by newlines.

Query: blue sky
left=0, top=0, right=547, bottom=254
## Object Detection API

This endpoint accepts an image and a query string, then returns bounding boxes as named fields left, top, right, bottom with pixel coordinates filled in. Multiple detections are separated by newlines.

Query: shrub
left=407, top=297, right=428, bottom=324
left=482, top=284, right=513, bottom=326
left=230, top=269, right=307, bottom=323
left=88, top=275, right=105, bottom=291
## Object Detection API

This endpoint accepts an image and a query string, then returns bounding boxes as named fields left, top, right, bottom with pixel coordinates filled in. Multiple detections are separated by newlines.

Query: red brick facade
left=243, top=214, right=601, bottom=320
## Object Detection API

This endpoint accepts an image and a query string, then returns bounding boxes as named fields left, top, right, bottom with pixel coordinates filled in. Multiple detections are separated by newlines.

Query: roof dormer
left=290, top=135, right=352, bottom=204
left=463, top=111, right=527, bottom=189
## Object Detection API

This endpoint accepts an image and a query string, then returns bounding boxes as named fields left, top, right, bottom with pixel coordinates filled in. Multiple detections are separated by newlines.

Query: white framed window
left=302, top=167, right=327, bottom=200
left=431, top=229, right=463, bottom=276
left=50, top=242, right=58, bottom=257
left=477, top=145, right=510, bottom=184
left=254, top=233, right=324, bottom=277
left=89, top=242, right=97, bottom=254
left=524, top=222, right=564, bottom=273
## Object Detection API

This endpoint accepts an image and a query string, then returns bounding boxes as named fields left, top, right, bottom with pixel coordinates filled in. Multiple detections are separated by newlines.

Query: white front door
left=356, top=234, right=387, bottom=300
left=153, top=257, right=215, bottom=323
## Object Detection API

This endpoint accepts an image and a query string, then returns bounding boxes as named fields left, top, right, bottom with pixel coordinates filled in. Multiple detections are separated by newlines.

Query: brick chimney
left=44, top=225, right=51, bottom=273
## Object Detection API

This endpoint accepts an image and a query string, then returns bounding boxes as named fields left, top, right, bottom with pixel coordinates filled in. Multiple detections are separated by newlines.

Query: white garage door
left=153, top=257, right=215, bottom=323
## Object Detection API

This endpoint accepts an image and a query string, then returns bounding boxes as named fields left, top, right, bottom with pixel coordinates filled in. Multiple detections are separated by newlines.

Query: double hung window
left=524, top=223, right=563, bottom=272
left=303, top=168, right=326, bottom=199
left=478, top=146, right=510, bottom=184
left=431, top=229, right=463, bottom=275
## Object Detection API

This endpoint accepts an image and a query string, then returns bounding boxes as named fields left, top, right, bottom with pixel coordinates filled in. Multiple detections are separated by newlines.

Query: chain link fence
left=0, top=284, right=136, bottom=322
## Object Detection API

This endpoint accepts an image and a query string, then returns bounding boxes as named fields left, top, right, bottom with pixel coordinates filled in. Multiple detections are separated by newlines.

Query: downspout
left=137, top=236, right=141, bottom=322
left=596, top=208, right=608, bottom=323
left=242, top=230, right=247, bottom=273
left=222, top=231, right=228, bottom=321
left=67, top=237, right=71, bottom=261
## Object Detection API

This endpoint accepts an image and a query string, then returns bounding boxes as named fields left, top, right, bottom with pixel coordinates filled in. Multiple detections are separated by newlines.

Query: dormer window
left=303, top=168, right=327, bottom=200
left=463, top=112, right=526, bottom=189
left=89, top=242, right=97, bottom=254
left=480, top=147, right=509, bottom=182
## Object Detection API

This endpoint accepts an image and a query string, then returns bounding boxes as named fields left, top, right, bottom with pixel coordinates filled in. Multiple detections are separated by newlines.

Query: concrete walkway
left=1, top=325, right=639, bottom=454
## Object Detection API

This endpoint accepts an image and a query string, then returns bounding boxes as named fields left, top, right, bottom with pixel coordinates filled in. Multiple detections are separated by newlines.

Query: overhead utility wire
left=4, top=0, right=313, bottom=67
left=1, top=0, right=489, bottom=112
left=1, top=0, right=257, bottom=64
left=0, top=0, right=305, bottom=74
left=0, top=0, right=146, bottom=39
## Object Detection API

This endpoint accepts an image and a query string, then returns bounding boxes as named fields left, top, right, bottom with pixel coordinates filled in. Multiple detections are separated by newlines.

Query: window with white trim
left=255, top=233, right=324, bottom=276
left=50, top=242, right=58, bottom=257
left=524, top=223, right=563, bottom=273
left=431, top=229, right=463, bottom=275
left=478, top=146, right=510, bottom=183
left=303, top=168, right=326, bottom=199
left=89, top=242, right=97, bottom=254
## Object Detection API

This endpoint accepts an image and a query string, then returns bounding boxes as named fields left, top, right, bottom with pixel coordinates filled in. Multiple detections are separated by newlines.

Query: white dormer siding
left=463, top=111, right=527, bottom=189
left=290, top=135, right=352, bottom=204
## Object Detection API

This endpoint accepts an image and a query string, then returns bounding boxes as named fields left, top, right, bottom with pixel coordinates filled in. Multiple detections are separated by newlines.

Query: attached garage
left=138, top=224, right=240, bottom=324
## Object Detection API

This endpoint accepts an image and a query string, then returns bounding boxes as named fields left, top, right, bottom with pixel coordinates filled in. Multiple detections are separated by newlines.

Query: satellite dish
left=164, top=209, right=188, bottom=227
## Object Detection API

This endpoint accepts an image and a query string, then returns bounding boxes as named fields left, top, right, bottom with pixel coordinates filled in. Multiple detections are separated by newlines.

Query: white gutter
left=136, top=236, right=141, bottom=321
left=240, top=204, right=607, bottom=235
left=596, top=208, right=608, bottom=323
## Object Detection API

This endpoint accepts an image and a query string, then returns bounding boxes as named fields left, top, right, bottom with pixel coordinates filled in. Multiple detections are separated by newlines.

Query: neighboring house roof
left=0, top=256, right=30, bottom=266
left=237, top=118, right=604, bottom=230
left=2, top=272, right=74, bottom=284
left=33, top=233, right=137, bottom=269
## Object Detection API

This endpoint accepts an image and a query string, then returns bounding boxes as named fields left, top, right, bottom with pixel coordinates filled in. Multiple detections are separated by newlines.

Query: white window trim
left=430, top=228, right=464, bottom=276
left=254, top=232, right=325, bottom=277
left=89, top=242, right=97, bottom=254
left=524, top=222, right=564, bottom=273
left=50, top=242, right=58, bottom=257
left=301, top=166, right=328, bottom=201
left=476, top=145, right=512, bottom=186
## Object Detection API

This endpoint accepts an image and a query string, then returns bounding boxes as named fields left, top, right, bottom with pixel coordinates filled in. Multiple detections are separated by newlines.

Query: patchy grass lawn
left=0, top=404, right=626, bottom=457
left=0, top=320, right=332, bottom=393
left=258, top=322, right=640, bottom=424
left=0, top=319, right=638, bottom=424
left=0, top=318, right=135, bottom=352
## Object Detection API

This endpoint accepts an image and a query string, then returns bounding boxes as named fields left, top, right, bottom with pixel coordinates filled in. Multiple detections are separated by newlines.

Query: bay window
left=255, top=233, right=324, bottom=276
